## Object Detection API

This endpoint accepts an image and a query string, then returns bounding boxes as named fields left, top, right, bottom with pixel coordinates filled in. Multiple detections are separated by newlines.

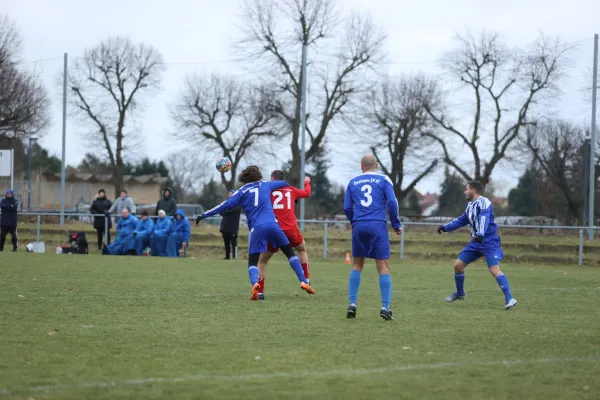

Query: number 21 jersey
left=271, top=181, right=312, bottom=231
left=343, top=172, right=401, bottom=229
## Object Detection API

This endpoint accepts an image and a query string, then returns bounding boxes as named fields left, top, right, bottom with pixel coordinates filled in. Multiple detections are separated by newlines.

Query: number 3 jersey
left=203, top=180, right=289, bottom=229
left=344, top=173, right=401, bottom=230
left=271, top=181, right=311, bottom=231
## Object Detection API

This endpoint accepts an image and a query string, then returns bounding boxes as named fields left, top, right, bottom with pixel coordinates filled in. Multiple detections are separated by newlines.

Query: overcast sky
left=4, top=0, right=600, bottom=196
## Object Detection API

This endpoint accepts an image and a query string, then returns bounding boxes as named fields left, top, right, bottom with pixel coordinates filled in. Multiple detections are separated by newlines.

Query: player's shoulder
left=348, top=172, right=390, bottom=184
left=474, top=196, right=492, bottom=209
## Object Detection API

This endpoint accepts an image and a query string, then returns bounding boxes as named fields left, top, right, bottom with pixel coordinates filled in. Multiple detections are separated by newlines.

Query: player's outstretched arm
left=293, top=176, right=312, bottom=199
left=343, top=185, right=354, bottom=221
left=196, top=193, right=242, bottom=224
left=442, top=212, right=469, bottom=233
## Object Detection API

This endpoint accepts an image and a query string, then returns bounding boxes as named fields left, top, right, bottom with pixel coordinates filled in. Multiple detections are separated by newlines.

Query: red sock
left=258, top=278, right=265, bottom=293
left=301, top=263, right=310, bottom=279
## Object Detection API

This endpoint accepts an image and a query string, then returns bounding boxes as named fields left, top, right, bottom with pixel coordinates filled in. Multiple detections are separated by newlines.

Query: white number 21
left=360, top=184, right=372, bottom=207
left=272, top=191, right=291, bottom=209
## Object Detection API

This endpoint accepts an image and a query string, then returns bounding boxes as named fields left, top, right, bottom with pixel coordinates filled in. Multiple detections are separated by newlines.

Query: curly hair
left=239, top=165, right=263, bottom=183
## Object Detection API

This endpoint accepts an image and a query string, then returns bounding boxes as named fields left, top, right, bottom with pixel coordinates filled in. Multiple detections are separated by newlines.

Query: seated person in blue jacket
left=151, top=209, right=173, bottom=257
left=102, top=209, right=138, bottom=255
left=132, top=210, right=155, bottom=255
left=166, top=209, right=191, bottom=257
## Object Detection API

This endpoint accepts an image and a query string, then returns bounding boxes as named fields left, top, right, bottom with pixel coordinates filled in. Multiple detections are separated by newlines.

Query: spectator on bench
left=166, top=209, right=190, bottom=257
left=102, top=209, right=138, bottom=255
left=151, top=209, right=172, bottom=257
left=132, top=210, right=155, bottom=255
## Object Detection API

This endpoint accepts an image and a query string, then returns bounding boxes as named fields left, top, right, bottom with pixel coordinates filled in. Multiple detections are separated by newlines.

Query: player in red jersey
left=257, top=170, right=311, bottom=299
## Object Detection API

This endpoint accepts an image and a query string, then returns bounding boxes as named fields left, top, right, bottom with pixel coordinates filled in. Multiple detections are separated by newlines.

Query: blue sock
left=495, top=273, right=513, bottom=302
left=348, top=270, right=362, bottom=305
left=248, top=266, right=258, bottom=285
left=455, top=272, right=465, bottom=295
left=288, top=256, right=308, bottom=284
left=379, top=274, right=392, bottom=310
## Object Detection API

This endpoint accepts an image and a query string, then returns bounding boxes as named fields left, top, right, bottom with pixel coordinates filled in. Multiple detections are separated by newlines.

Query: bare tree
left=0, top=15, right=49, bottom=138
left=362, top=74, right=441, bottom=202
left=165, top=151, right=210, bottom=203
left=424, top=32, right=569, bottom=186
left=171, top=74, right=280, bottom=190
left=239, top=0, right=386, bottom=184
left=524, top=119, right=597, bottom=222
left=69, top=36, right=165, bottom=198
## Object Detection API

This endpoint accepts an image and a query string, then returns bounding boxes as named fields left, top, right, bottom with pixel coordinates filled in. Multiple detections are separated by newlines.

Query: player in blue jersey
left=195, top=166, right=315, bottom=300
left=437, top=180, right=517, bottom=310
left=343, top=155, right=402, bottom=321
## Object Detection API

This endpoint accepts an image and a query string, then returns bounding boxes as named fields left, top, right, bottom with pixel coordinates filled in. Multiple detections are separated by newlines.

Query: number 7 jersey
left=271, top=181, right=312, bottom=231
left=344, top=172, right=401, bottom=229
left=202, top=180, right=290, bottom=229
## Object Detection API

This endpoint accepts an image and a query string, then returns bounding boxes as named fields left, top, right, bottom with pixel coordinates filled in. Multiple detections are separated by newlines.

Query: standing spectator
left=108, top=189, right=136, bottom=216
left=0, top=189, right=18, bottom=252
left=151, top=210, right=173, bottom=257
left=155, top=187, right=177, bottom=216
left=90, top=189, right=113, bottom=250
left=220, top=190, right=241, bottom=260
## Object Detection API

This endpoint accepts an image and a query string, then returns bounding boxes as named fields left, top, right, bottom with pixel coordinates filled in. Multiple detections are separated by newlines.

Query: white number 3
left=360, top=184, right=372, bottom=207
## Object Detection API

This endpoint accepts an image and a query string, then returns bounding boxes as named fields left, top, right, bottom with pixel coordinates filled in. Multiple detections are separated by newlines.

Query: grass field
left=1, top=254, right=600, bottom=399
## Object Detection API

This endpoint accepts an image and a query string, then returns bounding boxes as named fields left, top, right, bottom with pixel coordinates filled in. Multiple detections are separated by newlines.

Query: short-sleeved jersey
left=444, top=196, right=498, bottom=238
left=343, top=172, right=401, bottom=229
left=203, top=180, right=289, bottom=229
left=271, top=181, right=311, bottom=231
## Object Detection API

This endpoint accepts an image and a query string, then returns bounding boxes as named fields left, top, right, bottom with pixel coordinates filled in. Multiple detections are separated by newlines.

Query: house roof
left=43, top=172, right=168, bottom=184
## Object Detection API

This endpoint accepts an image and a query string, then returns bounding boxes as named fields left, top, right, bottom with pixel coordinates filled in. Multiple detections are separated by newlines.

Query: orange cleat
left=300, top=282, right=315, bottom=295
left=250, top=283, right=261, bottom=301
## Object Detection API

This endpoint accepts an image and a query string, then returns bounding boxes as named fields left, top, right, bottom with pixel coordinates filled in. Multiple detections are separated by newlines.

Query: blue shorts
left=351, top=221, right=390, bottom=259
left=458, top=235, right=504, bottom=267
left=248, top=223, right=290, bottom=254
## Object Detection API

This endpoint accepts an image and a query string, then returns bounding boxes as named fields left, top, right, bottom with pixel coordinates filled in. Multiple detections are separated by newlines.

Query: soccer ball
left=216, top=157, right=232, bottom=173
left=26, top=243, right=34, bottom=252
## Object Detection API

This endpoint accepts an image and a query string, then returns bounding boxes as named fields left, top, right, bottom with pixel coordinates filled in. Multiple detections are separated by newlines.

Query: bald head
left=361, top=154, right=378, bottom=172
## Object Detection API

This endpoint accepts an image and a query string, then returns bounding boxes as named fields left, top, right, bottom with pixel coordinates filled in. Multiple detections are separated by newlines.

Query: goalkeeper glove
left=473, top=235, right=484, bottom=243
left=437, top=225, right=446, bottom=234
left=195, top=215, right=205, bottom=225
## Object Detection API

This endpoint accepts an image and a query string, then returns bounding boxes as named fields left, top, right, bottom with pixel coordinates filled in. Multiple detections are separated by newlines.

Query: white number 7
left=250, top=188, right=259, bottom=206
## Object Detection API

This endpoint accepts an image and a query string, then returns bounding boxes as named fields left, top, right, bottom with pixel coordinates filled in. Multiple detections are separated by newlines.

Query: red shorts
left=267, top=229, right=304, bottom=252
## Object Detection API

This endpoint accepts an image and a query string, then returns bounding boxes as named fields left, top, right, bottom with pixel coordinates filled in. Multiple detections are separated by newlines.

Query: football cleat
left=504, top=298, right=518, bottom=310
left=380, top=307, right=394, bottom=321
left=346, top=304, right=357, bottom=319
left=257, top=293, right=265, bottom=300
left=445, top=292, right=466, bottom=302
left=300, top=282, right=315, bottom=295
left=250, top=283, right=261, bottom=301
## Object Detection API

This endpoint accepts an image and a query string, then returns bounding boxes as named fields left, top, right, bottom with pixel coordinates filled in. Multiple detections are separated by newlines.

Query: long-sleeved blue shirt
left=343, top=173, right=401, bottom=230
left=444, top=196, right=498, bottom=238
left=202, top=180, right=289, bottom=229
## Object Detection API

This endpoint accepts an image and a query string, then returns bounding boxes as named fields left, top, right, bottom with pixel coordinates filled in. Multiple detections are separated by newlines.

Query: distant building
left=10, top=172, right=167, bottom=210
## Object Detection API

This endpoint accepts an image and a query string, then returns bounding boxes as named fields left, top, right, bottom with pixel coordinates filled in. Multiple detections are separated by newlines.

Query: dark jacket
left=90, top=196, right=113, bottom=229
left=0, top=196, right=18, bottom=227
left=156, top=187, right=177, bottom=216
left=220, top=207, right=241, bottom=234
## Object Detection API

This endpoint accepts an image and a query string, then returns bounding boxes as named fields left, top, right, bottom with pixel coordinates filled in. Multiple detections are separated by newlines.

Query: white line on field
left=0, top=356, right=597, bottom=395
left=191, top=287, right=599, bottom=297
